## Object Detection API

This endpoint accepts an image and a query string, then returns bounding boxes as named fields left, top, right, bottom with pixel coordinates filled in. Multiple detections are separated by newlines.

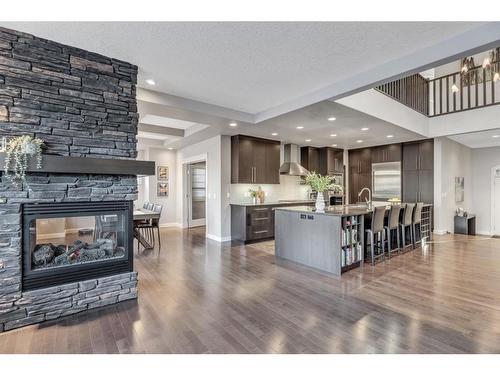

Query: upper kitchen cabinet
left=403, top=139, right=433, bottom=171
left=300, top=147, right=320, bottom=174
left=349, top=147, right=372, bottom=174
left=318, top=147, right=344, bottom=175
left=402, top=139, right=434, bottom=203
left=372, top=144, right=402, bottom=164
left=231, top=135, right=281, bottom=184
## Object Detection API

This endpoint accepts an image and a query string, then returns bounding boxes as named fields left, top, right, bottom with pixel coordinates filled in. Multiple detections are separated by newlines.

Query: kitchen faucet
left=358, top=187, right=372, bottom=209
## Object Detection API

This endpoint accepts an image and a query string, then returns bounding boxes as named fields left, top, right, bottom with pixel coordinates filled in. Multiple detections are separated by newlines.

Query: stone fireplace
left=0, top=27, right=147, bottom=332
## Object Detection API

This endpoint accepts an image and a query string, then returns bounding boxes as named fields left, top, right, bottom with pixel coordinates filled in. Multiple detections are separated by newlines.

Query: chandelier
left=451, top=48, right=499, bottom=93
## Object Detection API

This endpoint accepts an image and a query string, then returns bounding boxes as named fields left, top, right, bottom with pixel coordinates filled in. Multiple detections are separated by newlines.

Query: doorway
left=494, top=167, right=500, bottom=236
left=187, top=161, right=207, bottom=228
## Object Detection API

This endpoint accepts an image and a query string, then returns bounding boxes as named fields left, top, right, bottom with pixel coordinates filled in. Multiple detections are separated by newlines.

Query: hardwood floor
left=1, top=228, right=500, bottom=353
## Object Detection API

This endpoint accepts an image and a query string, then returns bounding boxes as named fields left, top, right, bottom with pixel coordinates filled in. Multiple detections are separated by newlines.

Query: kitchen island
left=274, top=205, right=367, bottom=276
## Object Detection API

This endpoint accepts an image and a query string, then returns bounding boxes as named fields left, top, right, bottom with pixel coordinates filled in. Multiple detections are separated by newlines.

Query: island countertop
left=274, top=203, right=433, bottom=217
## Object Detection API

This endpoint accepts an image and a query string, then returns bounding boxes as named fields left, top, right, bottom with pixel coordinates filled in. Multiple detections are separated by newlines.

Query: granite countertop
left=230, top=200, right=318, bottom=207
left=274, top=205, right=373, bottom=217
left=275, top=202, right=433, bottom=217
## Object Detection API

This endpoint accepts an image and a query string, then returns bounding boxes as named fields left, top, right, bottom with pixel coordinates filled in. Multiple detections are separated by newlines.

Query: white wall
left=137, top=139, right=178, bottom=226
left=176, top=135, right=228, bottom=241
left=471, top=146, right=500, bottom=235
left=433, top=137, right=472, bottom=234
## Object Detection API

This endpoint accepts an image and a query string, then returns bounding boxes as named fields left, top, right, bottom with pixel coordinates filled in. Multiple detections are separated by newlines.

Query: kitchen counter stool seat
left=385, top=205, right=402, bottom=258
left=412, top=202, right=424, bottom=249
left=400, top=203, right=415, bottom=252
left=365, top=205, right=386, bottom=265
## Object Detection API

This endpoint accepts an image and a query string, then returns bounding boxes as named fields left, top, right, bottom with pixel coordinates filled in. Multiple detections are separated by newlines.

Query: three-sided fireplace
left=22, top=201, right=134, bottom=291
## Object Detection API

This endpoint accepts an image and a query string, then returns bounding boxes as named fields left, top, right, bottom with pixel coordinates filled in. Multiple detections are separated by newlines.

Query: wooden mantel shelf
left=0, top=153, right=155, bottom=176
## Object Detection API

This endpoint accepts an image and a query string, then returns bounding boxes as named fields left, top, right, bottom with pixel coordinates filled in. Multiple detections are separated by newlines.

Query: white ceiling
left=226, top=101, right=424, bottom=149
left=1, top=21, right=484, bottom=116
left=448, top=128, right=500, bottom=148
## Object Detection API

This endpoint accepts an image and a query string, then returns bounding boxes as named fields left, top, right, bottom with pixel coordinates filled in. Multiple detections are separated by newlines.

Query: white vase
left=315, top=192, right=325, bottom=212
left=252, top=197, right=258, bottom=205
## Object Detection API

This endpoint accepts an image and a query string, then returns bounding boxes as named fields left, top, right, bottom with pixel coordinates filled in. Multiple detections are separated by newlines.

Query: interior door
left=494, top=176, right=500, bottom=235
left=188, top=162, right=206, bottom=228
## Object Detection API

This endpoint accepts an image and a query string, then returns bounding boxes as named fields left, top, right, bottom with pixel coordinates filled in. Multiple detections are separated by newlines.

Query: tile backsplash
left=230, top=175, right=310, bottom=203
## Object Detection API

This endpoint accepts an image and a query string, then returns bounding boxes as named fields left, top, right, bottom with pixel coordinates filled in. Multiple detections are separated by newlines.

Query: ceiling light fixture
left=271, top=132, right=278, bottom=136
left=492, top=135, right=500, bottom=138
left=332, top=144, right=338, bottom=147
left=168, top=147, right=174, bottom=150
left=494, top=72, right=500, bottom=82
left=361, top=127, right=369, bottom=131
left=330, top=134, right=337, bottom=137
left=296, top=126, right=304, bottom=129
left=356, top=140, right=363, bottom=143
left=145, top=79, right=156, bottom=85
left=386, top=135, right=394, bottom=138
left=305, top=139, right=311, bottom=142
left=229, top=122, right=238, bottom=127
left=328, top=117, right=336, bottom=121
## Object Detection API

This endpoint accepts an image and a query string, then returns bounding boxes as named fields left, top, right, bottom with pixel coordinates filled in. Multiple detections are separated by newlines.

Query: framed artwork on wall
left=455, top=177, right=464, bottom=203
left=157, top=166, right=169, bottom=181
left=157, top=182, right=168, bottom=197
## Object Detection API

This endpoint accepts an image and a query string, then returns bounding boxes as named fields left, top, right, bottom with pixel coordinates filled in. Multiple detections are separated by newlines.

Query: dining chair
left=365, top=205, right=386, bottom=265
left=385, top=205, right=402, bottom=258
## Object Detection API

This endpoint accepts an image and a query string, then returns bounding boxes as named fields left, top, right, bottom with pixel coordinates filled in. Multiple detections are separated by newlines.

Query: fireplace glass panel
left=29, top=214, right=127, bottom=271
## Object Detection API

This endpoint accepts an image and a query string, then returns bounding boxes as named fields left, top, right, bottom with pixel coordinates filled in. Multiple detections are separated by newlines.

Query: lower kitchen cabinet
left=231, top=202, right=315, bottom=243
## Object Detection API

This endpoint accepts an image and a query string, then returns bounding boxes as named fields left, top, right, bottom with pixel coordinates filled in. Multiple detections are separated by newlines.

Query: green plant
left=305, top=171, right=343, bottom=193
left=248, top=188, right=258, bottom=198
left=3, top=135, right=44, bottom=188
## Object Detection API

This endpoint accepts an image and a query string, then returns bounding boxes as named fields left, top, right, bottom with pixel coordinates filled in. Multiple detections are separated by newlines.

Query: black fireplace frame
left=22, top=201, right=134, bottom=291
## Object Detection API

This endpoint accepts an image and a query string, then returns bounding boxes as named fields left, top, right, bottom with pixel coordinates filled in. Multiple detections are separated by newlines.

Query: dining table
left=133, top=209, right=160, bottom=250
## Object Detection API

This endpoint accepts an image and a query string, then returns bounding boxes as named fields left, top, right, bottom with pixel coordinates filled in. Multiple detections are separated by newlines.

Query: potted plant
left=305, top=172, right=342, bottom=212
left=3, top=135, right=44, bottom=188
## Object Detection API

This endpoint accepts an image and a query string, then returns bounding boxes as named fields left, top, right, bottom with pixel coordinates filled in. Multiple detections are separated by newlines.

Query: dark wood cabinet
left=300, top=147, right=320, bottom=173
left=231, top=135, right=280, bottom=184
left=348, top=148, right=372, bottom=203
left=372, top=144, right=401, bottom=163
left=402, top=139, right=434, bottom=203
left=318, top=147, right=344, bottom=175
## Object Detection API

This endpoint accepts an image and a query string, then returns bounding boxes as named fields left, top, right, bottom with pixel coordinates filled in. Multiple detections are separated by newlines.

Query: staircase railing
left=375, top=73, right=429, bottom=116
left=428, top=60, right=500, bottom=116
left=376, top=59, right=500, bottom=117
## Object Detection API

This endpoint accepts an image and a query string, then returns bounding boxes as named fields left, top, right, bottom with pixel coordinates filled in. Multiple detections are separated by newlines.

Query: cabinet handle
left=253, top=230, right=268, bottom=234
left=254, top=217, right=269, bottom=221
left=253, top=208, right=269, bottom=211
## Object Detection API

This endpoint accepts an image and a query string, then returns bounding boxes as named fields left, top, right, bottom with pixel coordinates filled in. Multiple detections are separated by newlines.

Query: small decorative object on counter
left=305, top=172, right=342, bottom=212
left=257, top=186, right=265, bottom=204
left=248, top=188, right=259, bottom=205
left=388, top=197, right=401, bottom=205
left=3, top=135, right=44, bottom=188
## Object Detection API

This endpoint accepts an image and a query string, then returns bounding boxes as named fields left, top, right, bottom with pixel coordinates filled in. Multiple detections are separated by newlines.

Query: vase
left=252, top=197, right=257, bottom=205
left=315, top=192, right=325, bottom=212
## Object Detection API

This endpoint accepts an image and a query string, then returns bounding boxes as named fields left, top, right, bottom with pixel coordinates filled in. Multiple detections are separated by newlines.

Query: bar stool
left=412, top=202, right=424, bottom=249
left=400, top=203, right=415, bottom=251
left=366, top=205, right=386, bottom=265
left=385, top=205, right=402, bottom=258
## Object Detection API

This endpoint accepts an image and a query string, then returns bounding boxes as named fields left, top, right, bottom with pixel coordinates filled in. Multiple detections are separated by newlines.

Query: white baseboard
left=159, top=222, right=182, bottom=228
left=477, top=230, right=493, bottom=236
left=206, top=233, right=232, bottom=242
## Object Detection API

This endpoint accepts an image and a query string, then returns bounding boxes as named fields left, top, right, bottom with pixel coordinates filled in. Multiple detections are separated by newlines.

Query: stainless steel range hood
left=279, top=144, right=309, bottom=176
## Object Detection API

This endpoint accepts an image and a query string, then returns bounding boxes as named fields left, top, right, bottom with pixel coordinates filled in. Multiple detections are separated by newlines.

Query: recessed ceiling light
left=386, top=135, right=394, bottom=138
left=145, top=79, right=156, bottom=85
left=332, top=144, right=338, bottom=147
left=328, top=117, right=336, bottom=121
left=271, top=132, right=278, bottom=136
left=492, top=135, right=500, bottom=138
left=361, top=127, right=369, bottom=131
left=330, top=134, right=337, bottom=137
left=305, top=139, right=311, bottom=142
left=356, top=140, right=363, bottom=143
left=296, top=126, right=304, bottom=129
left=168, top=147, right=174, bottom=150
left=229, top=122, right=238, bottom=127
